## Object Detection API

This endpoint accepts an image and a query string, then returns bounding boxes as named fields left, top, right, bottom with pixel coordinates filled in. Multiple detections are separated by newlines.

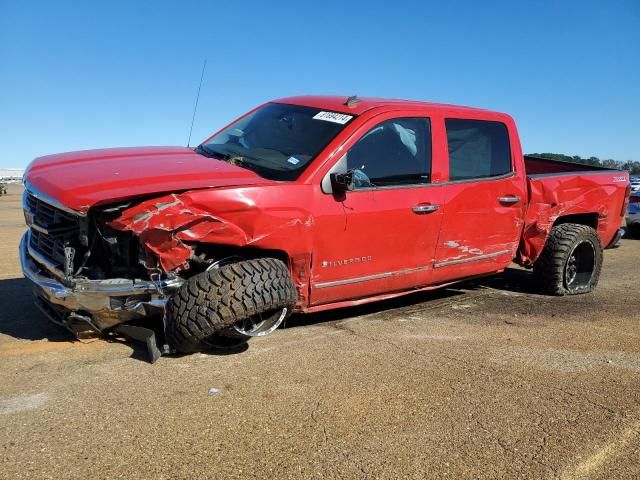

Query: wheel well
left=553, top=213, right=599, bottom=230
left=189, top=243, right=291, bottom=269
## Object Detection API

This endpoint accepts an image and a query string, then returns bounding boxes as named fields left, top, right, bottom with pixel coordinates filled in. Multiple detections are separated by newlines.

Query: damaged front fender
left=107, top=186, right=315, bottom=278
left=108, top=194, right=248, bottom=271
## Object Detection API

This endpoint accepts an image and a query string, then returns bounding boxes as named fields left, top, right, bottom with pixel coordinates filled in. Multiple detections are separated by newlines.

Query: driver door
left=311, top=114, right=444, bottom=305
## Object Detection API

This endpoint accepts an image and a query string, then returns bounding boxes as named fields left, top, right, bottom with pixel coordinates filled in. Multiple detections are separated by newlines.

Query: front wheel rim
left=232, top=307, right=288, bottom=337
left=564, top=240, right=596, bottom=292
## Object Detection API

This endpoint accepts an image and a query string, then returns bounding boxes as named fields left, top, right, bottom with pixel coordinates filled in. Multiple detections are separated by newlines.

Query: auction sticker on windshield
left=313, top=111, right=353, bottom=124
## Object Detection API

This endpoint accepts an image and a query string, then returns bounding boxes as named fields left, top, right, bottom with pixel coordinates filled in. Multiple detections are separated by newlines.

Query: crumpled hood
left=24, top=146, right=274, bottom=212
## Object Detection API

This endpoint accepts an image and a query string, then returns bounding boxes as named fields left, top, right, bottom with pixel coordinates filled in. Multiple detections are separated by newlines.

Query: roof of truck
left=273, top=95, right=494, bottom=116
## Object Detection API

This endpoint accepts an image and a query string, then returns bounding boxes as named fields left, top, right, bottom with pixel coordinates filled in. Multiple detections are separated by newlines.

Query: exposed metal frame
left=22, top=231, right=183, bottom=295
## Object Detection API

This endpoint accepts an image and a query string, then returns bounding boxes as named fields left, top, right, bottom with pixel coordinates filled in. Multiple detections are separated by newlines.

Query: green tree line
left=528, top=153, right=640, bottom=175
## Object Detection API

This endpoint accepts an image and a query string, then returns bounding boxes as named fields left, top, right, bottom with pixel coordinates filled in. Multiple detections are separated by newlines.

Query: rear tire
left=533, top=223, right=603, bottom=295
left=166, top=258, right=297, bottom=353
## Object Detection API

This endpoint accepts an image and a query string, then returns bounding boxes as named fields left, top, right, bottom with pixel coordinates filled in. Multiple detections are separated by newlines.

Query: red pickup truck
left=20, top=96, right=630, bottom=360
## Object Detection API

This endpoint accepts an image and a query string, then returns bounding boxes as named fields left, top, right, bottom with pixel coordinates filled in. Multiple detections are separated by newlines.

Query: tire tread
left=166, top=258, right=297, bottom=353
left=533, top=223, right=603, bottom=296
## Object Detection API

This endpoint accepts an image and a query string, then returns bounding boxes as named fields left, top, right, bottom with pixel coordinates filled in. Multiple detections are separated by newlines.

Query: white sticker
left=287, top=156, right=300, bottom=165
left=313, top=111, right=353, bottom=124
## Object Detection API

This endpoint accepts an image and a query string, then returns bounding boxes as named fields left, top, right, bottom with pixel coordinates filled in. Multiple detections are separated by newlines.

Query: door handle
left=498, top=196, right=521, bottom=204
left=413, top=204, right=440, bottom=214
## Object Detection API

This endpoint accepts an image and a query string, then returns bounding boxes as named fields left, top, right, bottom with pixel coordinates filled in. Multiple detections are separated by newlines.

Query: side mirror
left=330, top=171, right=355, bottom=195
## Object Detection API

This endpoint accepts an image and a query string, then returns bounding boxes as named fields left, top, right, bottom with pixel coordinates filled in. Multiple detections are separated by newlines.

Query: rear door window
left=445, top=119, right=511, bottom=181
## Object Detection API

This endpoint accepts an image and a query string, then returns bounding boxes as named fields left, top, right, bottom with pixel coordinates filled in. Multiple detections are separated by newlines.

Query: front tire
left=166, top=258, right=297, bottom=353
left=533, top=223, right=603, bottom=295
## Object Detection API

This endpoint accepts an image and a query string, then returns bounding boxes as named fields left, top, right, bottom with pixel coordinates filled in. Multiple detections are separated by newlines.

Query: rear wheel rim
left=564, top=240, right=596, bottom=292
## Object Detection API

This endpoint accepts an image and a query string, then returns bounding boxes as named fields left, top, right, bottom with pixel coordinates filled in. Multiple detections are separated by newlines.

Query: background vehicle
left=630, top=177, right=640, bottom=192
left=0, top=176, right=24, bottom=184
left=20, top=96, right=630, bottom=361
left=627, top=190, right=640, bottom=237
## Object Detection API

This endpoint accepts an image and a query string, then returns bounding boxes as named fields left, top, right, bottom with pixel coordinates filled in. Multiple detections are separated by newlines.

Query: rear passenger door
left=432, top=118, right=526, bottom=283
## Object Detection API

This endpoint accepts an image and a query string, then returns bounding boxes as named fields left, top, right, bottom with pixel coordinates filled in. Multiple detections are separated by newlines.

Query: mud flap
left=606, top=228, right=624, bottom=249
left=114, top=325, right=166, bottom=364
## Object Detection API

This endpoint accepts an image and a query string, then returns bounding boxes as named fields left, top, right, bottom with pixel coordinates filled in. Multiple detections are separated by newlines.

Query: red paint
left=25, top=146, right=273, bottom=212
left=25, top=96, right=630, bottom=312
left=518, top=173, right=625, bottom=265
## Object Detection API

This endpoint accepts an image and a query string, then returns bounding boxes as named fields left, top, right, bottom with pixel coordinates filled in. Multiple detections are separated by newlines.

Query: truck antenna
left=187, top=59, right=207, bottom=148
left=344, top=95, right=361, bottom=107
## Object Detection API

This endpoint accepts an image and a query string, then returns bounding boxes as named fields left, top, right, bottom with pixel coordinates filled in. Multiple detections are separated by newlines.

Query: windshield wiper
left=224, top=147, right=290, bottom=170
left=195, top=144, right=223, bottom=159
left=196, top=145, right=258, bottom=172
left=195, top=144, right=280, bottom=177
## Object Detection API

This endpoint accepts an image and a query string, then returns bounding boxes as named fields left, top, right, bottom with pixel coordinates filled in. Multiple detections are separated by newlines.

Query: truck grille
left=24, top=190, right=82, bottom=269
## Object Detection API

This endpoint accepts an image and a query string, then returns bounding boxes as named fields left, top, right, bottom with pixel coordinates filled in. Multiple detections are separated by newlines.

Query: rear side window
left=346, top=117, right=431, bottom=188
left=445, top=119, right=511, bottom=181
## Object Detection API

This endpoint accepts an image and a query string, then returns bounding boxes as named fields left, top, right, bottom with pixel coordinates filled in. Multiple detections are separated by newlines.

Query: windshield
left=196, top=103, right=355, bottom=181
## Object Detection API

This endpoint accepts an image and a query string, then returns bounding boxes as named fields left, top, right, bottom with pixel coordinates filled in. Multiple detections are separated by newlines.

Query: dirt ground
left=1, top=183, right=639, bottom=480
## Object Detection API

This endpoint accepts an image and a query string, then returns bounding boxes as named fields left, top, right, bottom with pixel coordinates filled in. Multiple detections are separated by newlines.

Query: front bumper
left=20, top=231, right=183, bottom=334
left=627, top=210, right=640, bottom=227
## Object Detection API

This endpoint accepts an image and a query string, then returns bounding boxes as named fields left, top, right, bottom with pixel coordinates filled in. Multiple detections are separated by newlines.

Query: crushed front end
left=19, top=185, right=184, bottom=359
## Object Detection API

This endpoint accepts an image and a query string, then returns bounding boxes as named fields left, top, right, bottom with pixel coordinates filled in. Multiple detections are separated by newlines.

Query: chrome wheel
left=204, top=307, right=289, bottom=349
left=232, top=307, right=288, bottom=337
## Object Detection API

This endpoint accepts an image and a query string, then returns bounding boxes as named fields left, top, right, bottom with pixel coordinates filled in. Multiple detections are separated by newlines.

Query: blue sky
left=0, top=0, right=638, bottom=168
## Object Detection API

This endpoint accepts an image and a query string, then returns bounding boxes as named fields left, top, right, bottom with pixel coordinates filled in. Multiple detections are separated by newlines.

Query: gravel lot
left=1, top=184, right=639, bottom=479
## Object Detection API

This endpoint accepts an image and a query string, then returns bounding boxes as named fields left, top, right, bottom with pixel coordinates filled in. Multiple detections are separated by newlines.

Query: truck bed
left=524, top=155, right=617, bottom=177
left=519, top=156, right=628, bottom=266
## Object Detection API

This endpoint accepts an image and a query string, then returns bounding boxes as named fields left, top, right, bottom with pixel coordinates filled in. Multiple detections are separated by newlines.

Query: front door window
left=346, top=118, right=432, bottom=188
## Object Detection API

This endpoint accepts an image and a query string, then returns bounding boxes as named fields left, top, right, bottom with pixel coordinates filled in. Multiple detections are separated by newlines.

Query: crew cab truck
left=20, top=96, right=630, bottom=360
